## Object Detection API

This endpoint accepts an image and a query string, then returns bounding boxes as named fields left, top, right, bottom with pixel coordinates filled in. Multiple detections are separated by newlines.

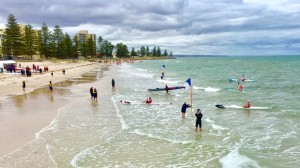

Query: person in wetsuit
left=195, top=109, right=203, bottom=131
left=181, top=102, right=191, bottom=118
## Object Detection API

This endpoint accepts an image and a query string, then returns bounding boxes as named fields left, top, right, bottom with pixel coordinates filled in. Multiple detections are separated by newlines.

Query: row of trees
left=1, top=14, right=172, bottom=60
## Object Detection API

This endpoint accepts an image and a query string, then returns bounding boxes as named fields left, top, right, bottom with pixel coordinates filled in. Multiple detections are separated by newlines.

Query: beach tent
left=0, top=60, right=17, bottom=71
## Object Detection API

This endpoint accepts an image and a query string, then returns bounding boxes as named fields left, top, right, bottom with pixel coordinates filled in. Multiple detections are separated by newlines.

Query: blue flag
left=185, top=78, right=191, bottom=89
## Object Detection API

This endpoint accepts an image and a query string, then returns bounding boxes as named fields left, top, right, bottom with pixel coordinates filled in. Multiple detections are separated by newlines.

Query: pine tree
left=53, top=25, right=64, bottom=58
left=146, top=46, right=150, bottom=56
left=39, top=23, right=51, bottom=59
left=152, top=46, right=157, bottom=57
left=23, top=24, right=37, bottom=59
left=157, top=46, right=161, bottom=57
left=3, top=14, right=22, bottom=59
left=163, top=49, right=168, bottom=56
left=131, top=47, right=137, bottom=56
left=140, top=46, right=145, bottom=56
left=72, top=35, right=80, bottom=59
left=62, top=33, right=73, bottom=59
left=86, top=37, right=96, bottom=57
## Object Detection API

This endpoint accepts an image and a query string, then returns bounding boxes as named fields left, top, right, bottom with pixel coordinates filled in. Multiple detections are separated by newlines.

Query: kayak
left=120, top=100, right=172, bottom=105
left=148, top=86, right=185, bottom=91
left=215, top=104, right=271, bottom=110
left=228, top=78, right=257, bottom=82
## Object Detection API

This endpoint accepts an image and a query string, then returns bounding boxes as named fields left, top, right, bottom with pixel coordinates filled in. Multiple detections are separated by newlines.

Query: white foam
left=118, top=64, right=154, bottom=78
left=157, top=79, right=181, bottom=84
left=193, top=86, right=221, bottom=92
left=131, top=129, right=192, bottom=145
left=220, top=148, right=260, bottom=168
left=111, top=95, right=128, bottom=130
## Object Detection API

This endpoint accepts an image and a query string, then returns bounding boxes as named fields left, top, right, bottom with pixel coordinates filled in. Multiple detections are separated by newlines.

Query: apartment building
left=75, top=30, right=96, bottom=43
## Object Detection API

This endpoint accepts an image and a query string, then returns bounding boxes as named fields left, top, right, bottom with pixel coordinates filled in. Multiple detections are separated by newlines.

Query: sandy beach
left=0, top=60, right=100, bottom=157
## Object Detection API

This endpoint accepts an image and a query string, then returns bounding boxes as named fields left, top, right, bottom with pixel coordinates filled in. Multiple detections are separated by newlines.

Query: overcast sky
left=0, top=0, right=300, bottom=55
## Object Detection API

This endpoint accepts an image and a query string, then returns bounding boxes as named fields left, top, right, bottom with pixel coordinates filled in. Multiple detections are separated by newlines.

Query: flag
left=162, top=65, right=166, bottom=69
left=185, top=78, right=191, bottom=90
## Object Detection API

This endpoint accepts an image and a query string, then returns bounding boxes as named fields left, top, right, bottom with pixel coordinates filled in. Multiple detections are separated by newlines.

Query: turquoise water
left=1, top=56, right=300, bottom=167
left=111, top=56, right=300, bottom=167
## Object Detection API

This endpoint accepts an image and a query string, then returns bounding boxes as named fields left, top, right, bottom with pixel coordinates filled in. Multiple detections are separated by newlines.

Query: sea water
left=1, top=56, right=300, bottom=167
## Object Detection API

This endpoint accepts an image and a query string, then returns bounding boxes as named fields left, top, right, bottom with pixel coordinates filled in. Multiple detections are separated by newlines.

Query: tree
left=53, top=25, right=64, bottom=58
left=130, top=47, right=137, bottom=56
left=152, top=46, right=157, bottom=57
left=163, top=49, right=168, bottom=56
left=140, top=46, right=145, bottom=56
left=79, top=42, right=87, bottom=59
left=39, top=23, right=51, bottom=59
left=72, top=35, right=80, bottom=60
left=23, top=24, right=38, bottom=59
left=170, top=51, right=173, bottom=56
left=97, top=36, right=103, bottom=56
left=62, top=33, right=73, bottom=59
left=3, top=14, right=22, bottom=59
left=157, top=46, right=161, bottom=57
left=146, top=46, right=150, bottom=56
left=102, top=40, right=114, bottom=57
left=86, top=37, right=96, bottom=57
left=115, top=43, right=129, bottom=58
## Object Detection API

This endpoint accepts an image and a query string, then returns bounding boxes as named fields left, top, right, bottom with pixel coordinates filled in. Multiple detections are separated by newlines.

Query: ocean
left=0, top=56, right=300, bottom=167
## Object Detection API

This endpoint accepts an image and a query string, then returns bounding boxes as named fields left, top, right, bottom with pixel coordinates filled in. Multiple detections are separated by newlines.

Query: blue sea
left=0, top=56, right=300, bottom=167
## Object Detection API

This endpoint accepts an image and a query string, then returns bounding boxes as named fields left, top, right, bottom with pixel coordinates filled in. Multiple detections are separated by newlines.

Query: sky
left=0, top=0, right=300, bottom=56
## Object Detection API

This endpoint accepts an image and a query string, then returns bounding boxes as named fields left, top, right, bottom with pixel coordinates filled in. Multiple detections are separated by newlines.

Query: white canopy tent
left=0, top=60, right=17, bottom=72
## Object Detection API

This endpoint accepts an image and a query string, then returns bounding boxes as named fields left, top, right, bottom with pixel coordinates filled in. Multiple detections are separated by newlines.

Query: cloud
left=0, top=0, right=300, bottom=55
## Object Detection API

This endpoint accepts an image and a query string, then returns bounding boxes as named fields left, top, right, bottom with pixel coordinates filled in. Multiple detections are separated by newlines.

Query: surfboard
left=120, top=100, right=172, bottom=105
left=148, top=86, right=185, bottom=91
left=228, top=78, right=257, bottom=82
left=215, top=104, right=271, bottom=110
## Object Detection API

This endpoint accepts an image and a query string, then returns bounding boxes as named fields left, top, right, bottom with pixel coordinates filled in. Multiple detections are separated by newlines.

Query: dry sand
left=0, top=60, right=99, bottom=98
left=0, top=60, right=101, bottom=157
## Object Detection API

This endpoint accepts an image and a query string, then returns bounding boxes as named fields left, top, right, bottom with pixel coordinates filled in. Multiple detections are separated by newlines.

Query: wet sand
left=0, top=63, right=101, bottom=157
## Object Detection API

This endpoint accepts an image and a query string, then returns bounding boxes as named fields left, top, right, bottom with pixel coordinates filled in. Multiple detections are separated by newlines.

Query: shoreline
left=0, top=60, right=102, bottom=157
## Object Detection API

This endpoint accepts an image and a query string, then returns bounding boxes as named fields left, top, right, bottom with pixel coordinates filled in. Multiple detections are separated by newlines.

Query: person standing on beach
left=181, top=102, right=191, bottom=118
left=195, top=109, right=203, bottom=131
left=112, top=78, right=115, bottom=91
left=22, top=81, right=26, bottom=91
left=93, top=88, right=98, bottom=102
left=49, top=81, right=53, bottom=92
left=90, top=87, right=93, bottom=99
left=51, top=72, right=53, bottom=77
